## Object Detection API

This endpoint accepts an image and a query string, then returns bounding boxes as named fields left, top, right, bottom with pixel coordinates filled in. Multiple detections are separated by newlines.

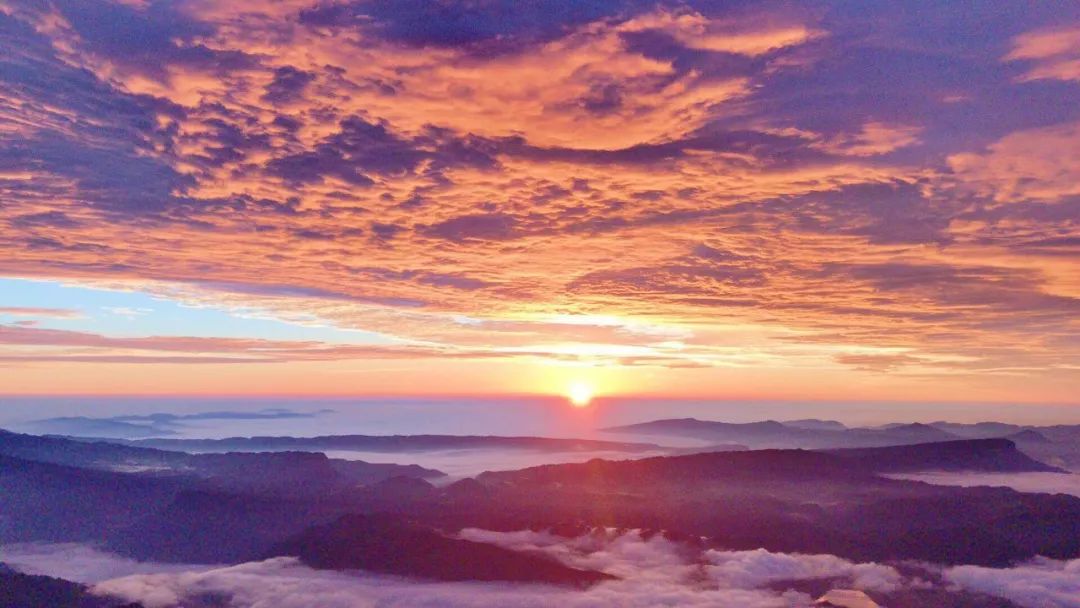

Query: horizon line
left=1, top=392, right=1077, bottom=407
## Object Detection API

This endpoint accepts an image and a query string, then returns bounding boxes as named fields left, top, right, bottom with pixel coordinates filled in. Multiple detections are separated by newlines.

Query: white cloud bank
left=92, top=557, right=814, bottom=608
left=458, top=528, right=904, bottom=592
left=83, top=529, right=908, bottom=608
left=946, top=557, right=1080, bottom=608
left=4, top=532, right=1076, bottom=608
left=0, top=542, right=217, bottom=583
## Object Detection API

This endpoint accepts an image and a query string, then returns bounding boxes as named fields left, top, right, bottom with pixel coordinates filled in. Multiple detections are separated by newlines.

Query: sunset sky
left=1, top=1, right=1078, bottom=404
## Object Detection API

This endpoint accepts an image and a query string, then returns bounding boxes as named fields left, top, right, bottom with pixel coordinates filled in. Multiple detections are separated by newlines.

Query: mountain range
left=104, top=434, right=662, bottom=454
left=0, top=428, right=443, bottom=497
left=1, top=420, right=1078, bottom=606
left=601, top=418, right=1080, bottom=469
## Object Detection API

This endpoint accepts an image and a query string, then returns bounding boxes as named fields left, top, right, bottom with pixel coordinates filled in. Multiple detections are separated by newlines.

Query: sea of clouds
left=945, top=557, right=1080, bottom=608
left=0, top=543, right=218, bottom=582
left=3, top=530, right=1079, bottom=608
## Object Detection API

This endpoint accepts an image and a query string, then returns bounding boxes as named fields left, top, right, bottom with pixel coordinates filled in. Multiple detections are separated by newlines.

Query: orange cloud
left=947, top=121, right=1080, bottom=202
left=0, top=1, right=1076, bottom=402
left=815, top=122, right=922, bottom=157
left=1006, top=25, right=1080, bottom=82
left=0, top=307, right=83, bottom=319
left=620, top=10, right=823, bottom=56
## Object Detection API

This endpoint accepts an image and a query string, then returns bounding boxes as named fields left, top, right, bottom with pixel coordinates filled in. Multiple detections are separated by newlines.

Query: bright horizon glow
left=567, top=381, right=595, bottom=408
left=1, top=395, right=1078, bottom=428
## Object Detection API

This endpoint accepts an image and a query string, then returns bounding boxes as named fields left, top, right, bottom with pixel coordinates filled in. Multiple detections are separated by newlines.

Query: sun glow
left=567, top=381, right=594, bottom=407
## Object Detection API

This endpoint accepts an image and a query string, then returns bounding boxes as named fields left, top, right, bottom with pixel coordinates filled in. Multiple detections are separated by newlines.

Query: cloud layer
left=4, top=531, right=1071, bottom=604
left=0, top=0, right=1077, bottom=399
left=946, top=557, right=1080, bottom=608
left=3, top=530, right=1068, bottom=608
left=88, top=529, right=901, bottom=608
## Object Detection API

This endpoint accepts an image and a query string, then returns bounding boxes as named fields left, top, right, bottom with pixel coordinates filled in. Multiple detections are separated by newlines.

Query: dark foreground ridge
left=0, top=564, right=142, bottom=608
left=270, top=513, right=614, bottom=586
left=2, top=429, right=1078, bottom=576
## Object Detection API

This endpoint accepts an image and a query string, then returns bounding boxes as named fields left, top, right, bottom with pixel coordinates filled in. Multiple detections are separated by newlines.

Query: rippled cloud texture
left=0, top=1, right=1078, bottom=400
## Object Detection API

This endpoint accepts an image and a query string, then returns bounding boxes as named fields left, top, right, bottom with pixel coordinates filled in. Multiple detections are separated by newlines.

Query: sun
left=567, top=381, right=594, bottom=408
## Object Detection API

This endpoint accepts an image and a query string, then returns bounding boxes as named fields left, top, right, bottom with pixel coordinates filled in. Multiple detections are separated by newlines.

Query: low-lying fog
left=4, top=530, right=1079, bottom=608
left=324, top=448, right=675, bottom=478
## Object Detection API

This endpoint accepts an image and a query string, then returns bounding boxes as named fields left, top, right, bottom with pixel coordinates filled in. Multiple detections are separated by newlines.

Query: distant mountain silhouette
left=600, top=417, right=962, bottom=449
left=270, top=513, right=613, bottom=586
left=0, top=429, right=443, bottom=497
left=476, top=439, right=1058, bottom=489
left=0, top=428, right=188, bottom=470
left=1005, top=429, right=1052, bottom=444
left=116, top=434, right=660, bottom=454
left=827, top=438, right=1064, bottom=472
left=869, top=423, right=956, bottom=442
left=926, top=422, right=1024, bottom=438
left=924, top=423, right=1080, bottom=470
left=20, top=409, right=328, bottom=439
left=64, top=421, right=1080, bottom=471
left=21, top=416, right=179, bottom=439
left=600, top=418, right=1080, bottom=470
left=475, top=448, right=868, bottom=487
left=1021, top=426, right=1080, bottom=470
left=189, top=450, right=442, bottom=495
left=601, top=418, right=791, bottom=441
left=784, top=419, right=847, bottom=431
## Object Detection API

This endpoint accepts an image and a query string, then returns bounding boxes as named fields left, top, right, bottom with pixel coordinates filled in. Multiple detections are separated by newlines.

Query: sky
left=0, top=0, right=1078, bottom=408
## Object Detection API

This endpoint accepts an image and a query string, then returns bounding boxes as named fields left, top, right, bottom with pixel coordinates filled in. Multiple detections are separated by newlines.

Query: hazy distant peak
left=1006, top=429, right=1053, bottom=444
left=828, top=438, right=1065, bottom=473
left=927, top=421, right=1025, bottom=438
left=783, top=419, right=848, bottom=431
left=880, top=422, right=957, bottom=437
